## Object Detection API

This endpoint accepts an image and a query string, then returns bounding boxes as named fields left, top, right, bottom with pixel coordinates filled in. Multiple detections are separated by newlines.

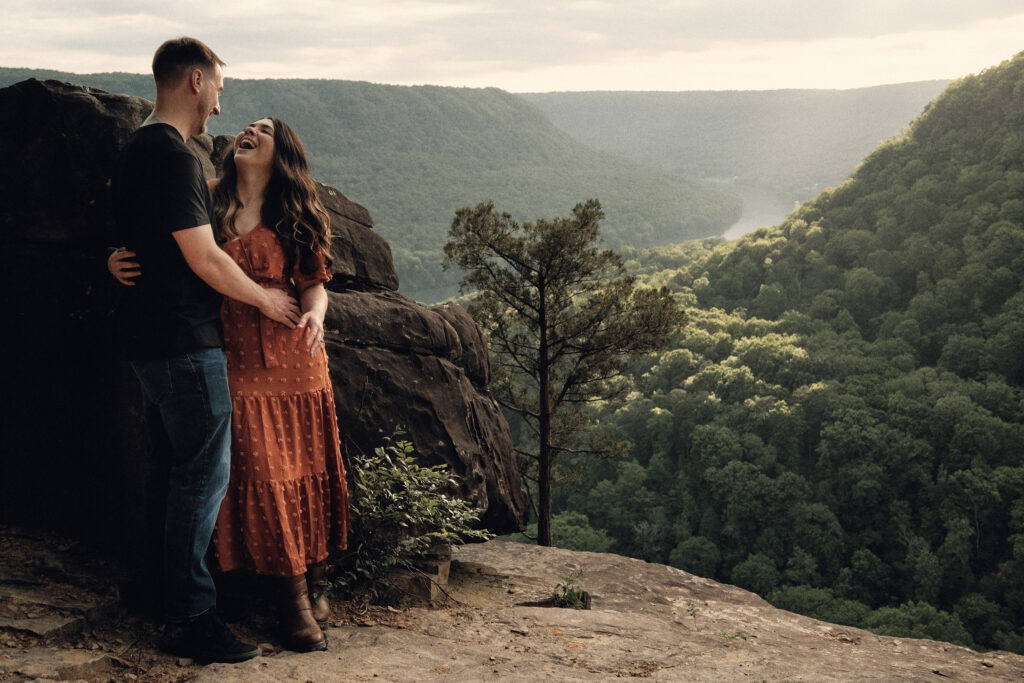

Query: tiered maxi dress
left=211, top=220, right=349, bottom=577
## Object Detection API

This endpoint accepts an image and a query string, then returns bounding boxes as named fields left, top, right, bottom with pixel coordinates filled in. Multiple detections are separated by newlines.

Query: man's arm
left=173, top=224, right=301, bottom=327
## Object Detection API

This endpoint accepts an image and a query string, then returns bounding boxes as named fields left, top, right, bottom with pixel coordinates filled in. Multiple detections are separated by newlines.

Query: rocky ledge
left=201, top=542, right=1024, bottom=681
left=3, top=531, right=1021, bottom=682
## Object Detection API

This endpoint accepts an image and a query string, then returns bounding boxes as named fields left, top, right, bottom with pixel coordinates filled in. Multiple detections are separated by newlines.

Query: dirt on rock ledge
left=2, top=532, right=1023, bottom=681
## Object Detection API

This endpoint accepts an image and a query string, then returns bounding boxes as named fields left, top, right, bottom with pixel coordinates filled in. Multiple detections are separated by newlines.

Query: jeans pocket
left=167, top=354, right=207, bottom=417
left=181, top=348, right=232, bottom=420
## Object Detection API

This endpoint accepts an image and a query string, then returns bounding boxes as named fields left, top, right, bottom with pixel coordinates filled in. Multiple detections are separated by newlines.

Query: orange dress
left=211, top=222, right=349, bottom=576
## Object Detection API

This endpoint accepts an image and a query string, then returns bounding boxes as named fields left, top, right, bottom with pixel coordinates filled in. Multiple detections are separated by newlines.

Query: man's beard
left=195, top=100, right=209, bottom=136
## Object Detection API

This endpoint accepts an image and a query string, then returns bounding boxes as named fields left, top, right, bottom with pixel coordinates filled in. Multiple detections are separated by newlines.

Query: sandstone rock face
left=430, top=301, right=490, bottom=386
left=0, top=79, right=526, bottom=552
left=317, top=181, right=399, bottom=292
left=323, top=289, right=521, bottom=531
left=192, top=542, right=1024, bottom=682
left=5, top=529, right=1022, bottom=682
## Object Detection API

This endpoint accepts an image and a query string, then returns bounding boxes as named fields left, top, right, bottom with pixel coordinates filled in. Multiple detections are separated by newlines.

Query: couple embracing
left=111, top=37, right=348, bottom=662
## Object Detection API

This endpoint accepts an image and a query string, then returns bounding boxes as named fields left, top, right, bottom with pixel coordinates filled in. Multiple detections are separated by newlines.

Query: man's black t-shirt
left=112, top=122, right=223, bottom=360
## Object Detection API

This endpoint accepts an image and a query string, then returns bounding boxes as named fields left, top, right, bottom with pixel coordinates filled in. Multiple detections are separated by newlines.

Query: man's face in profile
left=195, top=63, right=224, bottom=136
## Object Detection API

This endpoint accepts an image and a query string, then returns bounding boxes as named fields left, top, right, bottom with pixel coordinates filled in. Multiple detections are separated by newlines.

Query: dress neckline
left=229, top=221, right=266, bottom=243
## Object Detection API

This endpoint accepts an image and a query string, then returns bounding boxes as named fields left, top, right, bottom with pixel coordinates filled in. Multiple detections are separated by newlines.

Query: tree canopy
left=502, top=52, right=1024, bottom=653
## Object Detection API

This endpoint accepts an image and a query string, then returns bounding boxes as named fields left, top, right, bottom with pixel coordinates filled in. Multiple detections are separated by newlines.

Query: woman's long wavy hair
left=213, top=117, right=332, bottom=275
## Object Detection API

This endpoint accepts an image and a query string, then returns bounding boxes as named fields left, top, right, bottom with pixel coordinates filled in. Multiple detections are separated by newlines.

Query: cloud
left=2, top=0, right=1023, bottom=89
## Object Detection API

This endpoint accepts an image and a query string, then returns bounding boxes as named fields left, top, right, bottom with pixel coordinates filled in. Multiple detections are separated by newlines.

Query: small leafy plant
left=687, top=600, right=703, bottom=631
left=554, top=568, right=587, bottom=609
left=716, top=629, right=747, bottom=640
left=333, top=436, right=492, bottom=602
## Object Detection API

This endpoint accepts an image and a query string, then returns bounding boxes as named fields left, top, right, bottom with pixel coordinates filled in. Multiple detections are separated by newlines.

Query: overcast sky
left=3, top=1, right=1023, bottom=92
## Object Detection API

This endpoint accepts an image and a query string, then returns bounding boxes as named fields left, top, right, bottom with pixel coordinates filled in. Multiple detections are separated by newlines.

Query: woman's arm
left=296, top=282, right=328, bottom=357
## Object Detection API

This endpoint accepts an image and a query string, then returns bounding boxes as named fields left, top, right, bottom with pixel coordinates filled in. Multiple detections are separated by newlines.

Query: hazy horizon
left=0, top=64, right=953, bottom=96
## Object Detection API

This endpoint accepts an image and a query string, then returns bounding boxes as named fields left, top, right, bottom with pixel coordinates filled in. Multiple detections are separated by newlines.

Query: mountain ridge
left=522, top=81, right=950, bottom=194
left=0, top=67, right=741, bottom=302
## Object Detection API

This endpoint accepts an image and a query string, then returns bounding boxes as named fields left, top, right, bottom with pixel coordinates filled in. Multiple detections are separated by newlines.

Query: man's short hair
left=152, top=37, right=225, bottom=88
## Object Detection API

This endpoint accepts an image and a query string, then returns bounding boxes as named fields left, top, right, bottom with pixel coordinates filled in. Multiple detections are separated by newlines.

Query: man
left=112, top=37, right=299, bottom=664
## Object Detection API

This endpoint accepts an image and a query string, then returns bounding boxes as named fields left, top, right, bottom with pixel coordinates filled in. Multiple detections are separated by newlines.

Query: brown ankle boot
left=306, top=562, right=330, bottom=626
left=279, top=574, right=327, bottom=652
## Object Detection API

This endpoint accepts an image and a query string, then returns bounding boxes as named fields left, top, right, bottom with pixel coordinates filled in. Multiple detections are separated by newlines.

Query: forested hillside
left=0, top=67, right=740, bottom=302
left=526, top=54, right=1024, bottom=653
left=524, top=82, right=948, bottom=230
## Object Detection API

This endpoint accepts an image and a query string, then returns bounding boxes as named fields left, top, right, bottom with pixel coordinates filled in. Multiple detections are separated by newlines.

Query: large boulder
left=0, top=79, right=526, bottom=557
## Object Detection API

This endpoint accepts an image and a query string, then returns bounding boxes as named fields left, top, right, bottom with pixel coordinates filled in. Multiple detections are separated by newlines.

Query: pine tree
left=444, top=199, right=685, bottom=545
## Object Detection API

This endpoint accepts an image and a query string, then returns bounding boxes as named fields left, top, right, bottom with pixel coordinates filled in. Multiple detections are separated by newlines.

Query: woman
left=110, top=117, right=348, bottom=652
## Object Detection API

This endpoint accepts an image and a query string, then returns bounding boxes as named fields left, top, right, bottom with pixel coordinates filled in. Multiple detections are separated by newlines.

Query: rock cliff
left=0, top=79, right=526, bottom=550
left=202, top=541, right=1024, bottom=681
left=3, top=528, right=1022, bottom=681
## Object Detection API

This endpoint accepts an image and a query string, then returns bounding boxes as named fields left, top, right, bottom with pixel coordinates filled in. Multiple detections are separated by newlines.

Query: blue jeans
left=130, top=347, right=232, bottom=621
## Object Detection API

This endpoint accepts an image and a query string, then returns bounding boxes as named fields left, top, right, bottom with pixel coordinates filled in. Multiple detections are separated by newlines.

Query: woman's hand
left=296, top=310, right=326, bottom=358
left=296, top=283, right=329, bottom=358
left=108, top=247, right=141, bottom=285
left=295, top=282, right=329, bottom=358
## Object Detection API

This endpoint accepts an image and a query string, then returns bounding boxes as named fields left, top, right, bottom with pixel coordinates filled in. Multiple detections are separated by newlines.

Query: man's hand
left=174, top=225, right=301, bottom=324
left=259, top=287, right=301, bottom=328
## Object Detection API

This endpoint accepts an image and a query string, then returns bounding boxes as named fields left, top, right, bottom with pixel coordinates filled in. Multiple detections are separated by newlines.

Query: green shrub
left=333, top=437, right=492, bottom=601
left=554, top=569, right=588, bottom=609
left=768, top=585, right=871, bottom=626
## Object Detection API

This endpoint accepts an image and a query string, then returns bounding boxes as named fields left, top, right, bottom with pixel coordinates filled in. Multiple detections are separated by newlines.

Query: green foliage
left=731, top=553, right=781, bottom=595
left=444, top=200, right=685, bottom=546
left=862, top=602, right=975, bottom=648
left=549, top=512, right=616, bottom=553
left=687, top=600, right=701, bottom=623
left=768, top=586, right=871, bottom=627
left=839, top=549, right=892, bottom=605
left=554, top=569, right=587, bottom=609
left=335, top=437, right=492, bottom=601
left=499, top=511, right=615, bottom=553
left=512, top=53, right=1024, bottom=654
left=669, top=536, right=721, bottom=577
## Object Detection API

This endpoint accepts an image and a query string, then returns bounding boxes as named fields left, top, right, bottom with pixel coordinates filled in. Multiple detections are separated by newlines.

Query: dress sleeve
left=293, top=250, right=333, bottom=291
